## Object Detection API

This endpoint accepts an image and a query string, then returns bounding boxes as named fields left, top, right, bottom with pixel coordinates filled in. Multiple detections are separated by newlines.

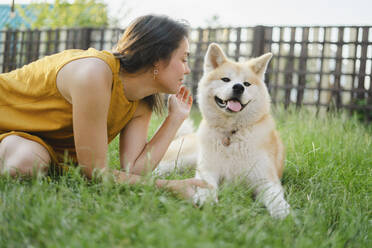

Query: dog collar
left=222, top=129, right=238, bottom=146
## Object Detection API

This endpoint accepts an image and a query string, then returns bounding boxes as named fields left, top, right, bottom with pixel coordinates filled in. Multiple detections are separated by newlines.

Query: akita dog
left=155, top=43, right=290, bottom=219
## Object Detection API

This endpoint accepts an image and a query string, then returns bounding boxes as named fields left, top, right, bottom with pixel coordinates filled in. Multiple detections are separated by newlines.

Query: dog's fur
left=154, top=43, right=290, bottom=218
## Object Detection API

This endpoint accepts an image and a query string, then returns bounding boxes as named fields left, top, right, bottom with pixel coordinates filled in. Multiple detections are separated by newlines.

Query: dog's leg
left=193, top=169, right=219, bottom=206
left=247, top=156, right=290, bottom=219
left=254, top=180, right=290, bottom=219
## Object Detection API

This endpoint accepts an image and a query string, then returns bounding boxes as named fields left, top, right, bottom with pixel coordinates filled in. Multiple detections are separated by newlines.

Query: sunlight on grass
left=0, top=106, right=371, bottom=247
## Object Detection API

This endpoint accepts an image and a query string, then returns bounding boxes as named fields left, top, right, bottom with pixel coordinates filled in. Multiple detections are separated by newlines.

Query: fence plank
left=368, top=52, right=372, bottom=121
left=284, top=27, right=296, bottom=108
left=320, top=28, right=332, bottom=110
left=330, top=27, right=344, bottom=110
left=264, top=27, right=273, bottom=91
left=296, top=27, right=309, bottom=107
left=272, top=27, right=284, bottom=104
left=1, top=26, right=371, bottom=120
left=3, top=30, right=18, bottom=72
left=357, top=27, right=369, bottom=100
left=234, top=27, right=241, bottom=62
left=99, top=28, right=105, bottom=50
left=251, top=26, right=265, bottom=57
left=18, top=30, right=25, bottom=68
left=25, top=29, right=33, bottom=63
left=46, top=29, right=53, bottom=55
left=349, top=27, right=359, bottom=111
left=314, top=27, right=324, bottom=113
left=65, top=29, right=71, bottom=49
left=54, top=29, right=60, bottom=53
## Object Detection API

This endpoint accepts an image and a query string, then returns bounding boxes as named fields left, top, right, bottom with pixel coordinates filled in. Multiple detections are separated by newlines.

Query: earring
left=153, top=68, right=158, bottom=80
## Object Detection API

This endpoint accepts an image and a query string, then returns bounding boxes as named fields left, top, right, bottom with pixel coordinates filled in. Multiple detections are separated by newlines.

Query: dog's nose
left=232, top=84, right=244, bottom=95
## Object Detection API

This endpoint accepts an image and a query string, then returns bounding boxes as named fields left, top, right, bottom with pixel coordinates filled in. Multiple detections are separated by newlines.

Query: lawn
left=0, top=106, right=371, bottom=247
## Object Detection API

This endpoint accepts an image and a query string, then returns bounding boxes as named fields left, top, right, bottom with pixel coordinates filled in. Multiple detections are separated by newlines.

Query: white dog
left=155, top=43, right=290, bottom=219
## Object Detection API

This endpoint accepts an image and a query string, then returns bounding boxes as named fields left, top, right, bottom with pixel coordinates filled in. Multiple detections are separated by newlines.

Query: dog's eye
left=243, top=82, right=251, bottom=87
left=221, top=77, right=231, bottom=82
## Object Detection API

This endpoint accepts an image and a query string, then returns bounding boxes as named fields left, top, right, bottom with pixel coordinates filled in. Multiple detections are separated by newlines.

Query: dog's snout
left=232, top=84, right=244, bottom=94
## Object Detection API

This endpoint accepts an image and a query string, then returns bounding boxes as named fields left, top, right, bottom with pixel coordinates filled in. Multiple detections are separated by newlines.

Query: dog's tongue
left=227, top=100, right=242, bottom=112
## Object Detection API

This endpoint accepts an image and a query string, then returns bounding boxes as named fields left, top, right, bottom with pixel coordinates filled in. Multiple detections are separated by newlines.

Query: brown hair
left=113, top=15, right=190, bottom=114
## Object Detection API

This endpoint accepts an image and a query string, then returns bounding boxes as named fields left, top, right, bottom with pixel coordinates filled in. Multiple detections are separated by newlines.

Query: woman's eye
left=221, top=77, right=231, bottom=82
left=244, top=82, right=251, bottom=87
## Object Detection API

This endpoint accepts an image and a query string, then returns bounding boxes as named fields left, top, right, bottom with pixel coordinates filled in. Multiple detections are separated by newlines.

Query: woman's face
left=155, top=38, right=191, bottom=94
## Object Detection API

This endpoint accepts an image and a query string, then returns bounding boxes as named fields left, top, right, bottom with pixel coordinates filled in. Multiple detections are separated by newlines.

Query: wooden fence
left=1, top=26, right=372, bottom=120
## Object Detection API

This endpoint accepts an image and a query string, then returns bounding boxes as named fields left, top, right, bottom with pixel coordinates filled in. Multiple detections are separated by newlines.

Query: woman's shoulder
left=56, top=48, right=116, bottom=75
left=59, top=57, right=113, bottom=80
left=56, top=57, right=114, bottom=104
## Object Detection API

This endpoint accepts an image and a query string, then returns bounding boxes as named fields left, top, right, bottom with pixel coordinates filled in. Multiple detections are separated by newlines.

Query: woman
left=0, top=15, right=210, bottom=199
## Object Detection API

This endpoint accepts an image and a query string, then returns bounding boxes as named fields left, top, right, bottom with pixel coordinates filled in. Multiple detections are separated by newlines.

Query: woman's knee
left=0, top=135, right=51, bottom=176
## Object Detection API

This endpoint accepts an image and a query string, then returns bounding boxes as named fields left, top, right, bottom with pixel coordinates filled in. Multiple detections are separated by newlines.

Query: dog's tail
left=174, top=118, right=195, bottom=139
left=153, top=118, right=198, bottom=176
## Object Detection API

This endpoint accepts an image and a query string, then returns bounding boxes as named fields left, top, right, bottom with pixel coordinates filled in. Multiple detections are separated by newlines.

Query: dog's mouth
left=214, top=96, right=250, bottom=113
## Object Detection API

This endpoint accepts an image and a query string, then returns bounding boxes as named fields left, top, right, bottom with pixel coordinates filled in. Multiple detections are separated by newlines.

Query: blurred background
left=0, top=0, right=371, bottom=120
left=0, top=0, right=371, bottom=28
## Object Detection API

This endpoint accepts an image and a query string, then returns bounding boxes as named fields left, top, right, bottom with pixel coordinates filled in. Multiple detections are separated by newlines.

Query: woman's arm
left=57, top=60, right=208, bottom=199
left=120, top=86, right=192, bottom=175
left=57, top=57, right=112, bottom=178
left=110, top=170, right=211, bottom=200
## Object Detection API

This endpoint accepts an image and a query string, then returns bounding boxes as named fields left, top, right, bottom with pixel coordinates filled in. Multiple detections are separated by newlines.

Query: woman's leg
left=0, top=135, right=51, bottom=177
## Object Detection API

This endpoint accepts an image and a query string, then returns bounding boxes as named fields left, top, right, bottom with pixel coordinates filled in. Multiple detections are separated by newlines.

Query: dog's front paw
left=193, top=187, right=218, bottom=206
left=269, top=200, right=290, bottom=219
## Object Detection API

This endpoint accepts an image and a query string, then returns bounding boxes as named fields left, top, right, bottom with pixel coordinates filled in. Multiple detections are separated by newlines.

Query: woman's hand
left=162, top=178, right=212, bottom=201
left=167, top=86, right=193, bottom=121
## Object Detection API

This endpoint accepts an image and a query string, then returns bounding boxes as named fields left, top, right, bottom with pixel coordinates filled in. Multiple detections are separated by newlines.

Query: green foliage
left=204, top=14, right=223, bottom=27
left=1, top=107, right=371, bottom=247
left=352, top=98, right=372, bottom=122
left=16, top=0, right=108, bottom=29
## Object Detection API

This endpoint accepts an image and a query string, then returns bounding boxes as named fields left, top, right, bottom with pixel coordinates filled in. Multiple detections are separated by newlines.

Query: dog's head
left=197, top=43, right=272, bottom=126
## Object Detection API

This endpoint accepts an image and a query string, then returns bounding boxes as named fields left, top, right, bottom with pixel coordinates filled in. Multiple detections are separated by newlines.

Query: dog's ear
left=249, top=53, right=273, bottom=79
left=204, top=43, right=227, bottom=72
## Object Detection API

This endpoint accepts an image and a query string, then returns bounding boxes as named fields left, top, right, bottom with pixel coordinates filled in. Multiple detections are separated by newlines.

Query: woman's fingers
left=188, top=95, right=193, bottom=106
left=176, top=86, right=191, bottom=103
left=182, top=88, right=189, bottom=102
left=176, top=86, right=184, bottom=99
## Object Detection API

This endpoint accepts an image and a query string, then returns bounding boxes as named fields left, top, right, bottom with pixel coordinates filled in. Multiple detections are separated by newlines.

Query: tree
left=108, top=1, right=131, bottom=28
left=204, top=14, right=223, bottom=28
left=16, top=0, right=108, bottom=29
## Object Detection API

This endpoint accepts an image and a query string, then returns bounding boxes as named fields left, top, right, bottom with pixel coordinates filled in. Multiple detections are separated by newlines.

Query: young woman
left=0, top=15, right=210, bottom=199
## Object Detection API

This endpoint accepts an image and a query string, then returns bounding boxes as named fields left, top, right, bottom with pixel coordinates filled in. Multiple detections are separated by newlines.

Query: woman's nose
left=185, top=63, right=191, bottom=74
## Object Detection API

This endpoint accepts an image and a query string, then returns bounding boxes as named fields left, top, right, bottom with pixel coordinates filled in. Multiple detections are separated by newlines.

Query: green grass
left=0, top=106, right=371, bottom=247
